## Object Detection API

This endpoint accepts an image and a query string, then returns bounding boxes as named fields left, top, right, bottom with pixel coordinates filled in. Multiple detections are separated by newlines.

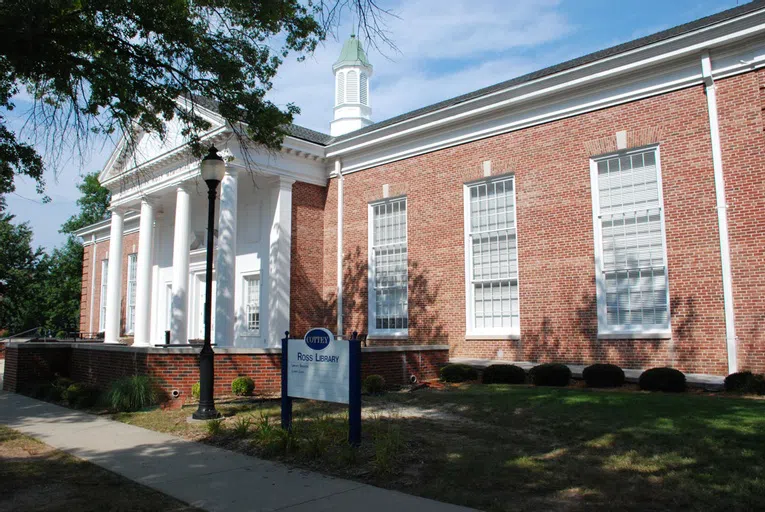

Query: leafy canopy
left=0, top=0, right=325, bottom=195
left=60, top=172, right=111, bottom=234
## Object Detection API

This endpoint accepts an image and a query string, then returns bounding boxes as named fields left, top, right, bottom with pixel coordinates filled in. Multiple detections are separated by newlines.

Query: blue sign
left=304, top=328, right=333, bottom=351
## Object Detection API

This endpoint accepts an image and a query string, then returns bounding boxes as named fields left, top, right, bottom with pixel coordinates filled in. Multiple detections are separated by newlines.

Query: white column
left=88, top=233, right=98, bottom=333
left=133, top=199, right=155, bottom=346
left=171, top=184, right=192, bottom=344
left=268, top=177, right=294, bottom=347
left=104, top=210, right=124, bottom=343
left=215, top=167, right=238, bottom=347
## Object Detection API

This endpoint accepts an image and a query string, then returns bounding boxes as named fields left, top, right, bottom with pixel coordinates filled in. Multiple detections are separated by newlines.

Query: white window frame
left=99, top=259, right=108, bottom=331
left=367, top=196, right=408, bottom=337
left=589, top=145, right=672, bottom=339
left=125, top=253, right=137, bottom=335
left=463, top=175, right=521, bottom=338
left=242, top=273, right=261, bottom=336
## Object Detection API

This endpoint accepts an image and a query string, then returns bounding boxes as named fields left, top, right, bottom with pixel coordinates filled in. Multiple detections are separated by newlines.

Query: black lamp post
left=192, top=145, right=225, bottom=420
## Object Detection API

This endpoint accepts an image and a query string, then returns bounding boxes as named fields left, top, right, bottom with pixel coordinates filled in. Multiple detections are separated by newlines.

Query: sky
left=4, top=0, right=744, bottom=251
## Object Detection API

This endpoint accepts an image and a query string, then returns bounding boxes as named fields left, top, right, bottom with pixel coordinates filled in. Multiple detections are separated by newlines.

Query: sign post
left=281, top=328, right=362, bottom=445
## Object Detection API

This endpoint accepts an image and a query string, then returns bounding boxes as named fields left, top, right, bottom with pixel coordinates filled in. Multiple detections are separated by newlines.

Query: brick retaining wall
left=3, top=343, right=448, bottom=400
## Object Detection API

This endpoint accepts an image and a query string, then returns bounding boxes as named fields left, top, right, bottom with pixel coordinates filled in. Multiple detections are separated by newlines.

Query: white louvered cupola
left=331, top=35, right=373, bottom=137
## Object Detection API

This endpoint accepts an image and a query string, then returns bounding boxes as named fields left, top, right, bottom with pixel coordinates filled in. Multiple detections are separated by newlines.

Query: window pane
left=372, top=198, right=408, bottom=331
left=468, top=177, right=519, bottom=330
left=244, top=276, right=260, bottom=332
left=597, top=149, right=668, bottom=328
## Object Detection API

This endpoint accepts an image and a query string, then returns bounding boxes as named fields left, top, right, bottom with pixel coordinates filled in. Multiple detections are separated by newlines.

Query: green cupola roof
left=333, top=35, right=372, bottom=71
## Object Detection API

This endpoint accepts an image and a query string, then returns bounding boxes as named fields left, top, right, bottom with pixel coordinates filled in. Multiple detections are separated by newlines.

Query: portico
left=92, top=100, right=327, bottom=348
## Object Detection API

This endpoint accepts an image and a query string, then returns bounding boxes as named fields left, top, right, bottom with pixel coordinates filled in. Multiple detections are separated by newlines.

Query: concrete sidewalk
left=0, top=392, right=473, bottom=512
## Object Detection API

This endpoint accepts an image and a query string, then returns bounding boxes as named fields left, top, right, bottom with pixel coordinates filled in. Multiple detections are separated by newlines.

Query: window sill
left=597, top=331, right=671, bottom=340
left=367, top=332, right=408, bottom=341
left=465, top=333, right=520, bottom=341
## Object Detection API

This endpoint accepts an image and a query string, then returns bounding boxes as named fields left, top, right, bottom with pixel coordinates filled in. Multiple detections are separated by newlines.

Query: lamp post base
left=192, top=342, right=220, bottom=420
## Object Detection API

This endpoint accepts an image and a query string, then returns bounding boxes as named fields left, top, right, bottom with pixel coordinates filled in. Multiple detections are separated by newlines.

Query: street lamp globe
left=200, top=146, right=225, bottom=184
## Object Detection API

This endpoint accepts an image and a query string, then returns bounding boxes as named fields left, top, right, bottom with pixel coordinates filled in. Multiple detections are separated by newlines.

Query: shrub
left=583, top=364, right=625, bottom=388
left=639, top=367, right=686, bottom=393
left=724, top=371, right=765, bottom=394
left=482, top=364, right=526, bottom=384
left=191, top=382, right=200, bottom=400
left=64, top=383, right=100, bottom=409
left=104, top=376, right=158, bottom=412
left=363, top=375, right=386, bottom=394
left=529, top=363, right=572, bottom=387
left=439, top=363, right=478, bottom=383
left=231, top=376, right=255, bottom=396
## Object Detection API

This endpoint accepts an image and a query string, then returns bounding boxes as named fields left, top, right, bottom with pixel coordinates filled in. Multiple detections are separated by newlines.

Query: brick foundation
left=2, top=342, right=448, bottom=399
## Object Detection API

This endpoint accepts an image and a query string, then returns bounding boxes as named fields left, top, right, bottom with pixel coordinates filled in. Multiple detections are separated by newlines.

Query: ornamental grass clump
left=529, top=363, right=572, bottom=387
left=439, top=363, right=479, bottom=383
left=639, top=367, right=686, bottom=393
left=482, top=364, right=526, bottom=384
left=583, top=363, right=625, bottom=388
left=64, top=383, right=101, bottom=409
left=231, top=376, right=255, bottom=396
left=104, top=376, right=158, bottom=412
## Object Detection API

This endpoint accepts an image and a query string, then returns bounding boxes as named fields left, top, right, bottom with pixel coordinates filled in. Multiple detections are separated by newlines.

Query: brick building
left=75, top=2, right=765, bottom=377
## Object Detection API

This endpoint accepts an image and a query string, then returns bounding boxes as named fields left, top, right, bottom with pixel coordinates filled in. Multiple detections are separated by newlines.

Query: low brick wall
left=3, top=342, right=449, bottom=400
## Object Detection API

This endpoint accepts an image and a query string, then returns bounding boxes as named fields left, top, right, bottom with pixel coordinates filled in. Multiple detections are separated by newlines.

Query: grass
left=0, top=425, right=198, bottom=511
left=111, top=385, right=765, bottom=511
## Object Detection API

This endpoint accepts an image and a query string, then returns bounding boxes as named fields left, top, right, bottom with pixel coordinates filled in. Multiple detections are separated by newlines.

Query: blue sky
left=4, top=0, right=742, bottom=250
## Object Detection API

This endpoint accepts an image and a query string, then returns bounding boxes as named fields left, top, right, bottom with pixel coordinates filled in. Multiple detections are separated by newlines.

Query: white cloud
left=269, top=0, right=573, bottom=133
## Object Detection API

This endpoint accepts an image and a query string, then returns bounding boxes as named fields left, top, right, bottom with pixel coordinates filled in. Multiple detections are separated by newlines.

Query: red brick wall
left=717, top=70, right=765, bottom=373
left=290, top=182, right=331, bottom=338
left=326, top=83, right=737, bottom=374
left=3, top=344, right=447, bottom=399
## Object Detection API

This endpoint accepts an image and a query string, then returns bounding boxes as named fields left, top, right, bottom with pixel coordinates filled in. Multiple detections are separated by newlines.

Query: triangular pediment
left=99, top=99, right=226, bottom=186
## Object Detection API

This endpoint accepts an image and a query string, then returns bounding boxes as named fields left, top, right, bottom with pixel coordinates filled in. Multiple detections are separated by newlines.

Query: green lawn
left=114, top=385, right=765, bottom=511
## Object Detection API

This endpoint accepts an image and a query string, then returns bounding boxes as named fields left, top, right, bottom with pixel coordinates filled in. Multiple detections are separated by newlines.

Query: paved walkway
left=452, top=358, right=725, bottom=390
left=0, top=392, right=472, bottom=512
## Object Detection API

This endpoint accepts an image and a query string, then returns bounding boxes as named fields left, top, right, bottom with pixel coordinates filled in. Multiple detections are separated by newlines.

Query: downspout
left=88, top=233, right=98, bottom=332
left=701, top=51, right=738, bottom=374
left=335, top=159, right=344, bottom=338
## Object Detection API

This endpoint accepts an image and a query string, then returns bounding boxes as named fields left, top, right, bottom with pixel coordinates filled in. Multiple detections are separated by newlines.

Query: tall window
left=99, top=259, right=108, bottom=331
left=126, top=253, right=137, bottom=334
left=369, top=197, right=408, bottom=333
left=244, top=275, right=260, bottom=334
left=465, top=177, right=520, bottom=334
left=591, top=147, right=670, bottom=335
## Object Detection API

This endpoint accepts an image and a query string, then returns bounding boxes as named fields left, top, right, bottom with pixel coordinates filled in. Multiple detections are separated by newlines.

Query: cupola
left=330, top=35, right=373, bottom=137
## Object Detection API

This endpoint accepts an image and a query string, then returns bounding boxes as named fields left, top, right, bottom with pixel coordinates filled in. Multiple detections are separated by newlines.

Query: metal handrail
left=0, top=326, right=44, bottom=343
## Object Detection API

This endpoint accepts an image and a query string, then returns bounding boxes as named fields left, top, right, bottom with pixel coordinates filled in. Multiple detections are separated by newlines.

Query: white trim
left=701, top=51, right=738, bottom=374
left=367, top=196, right=409, bottom=337
left=589, top=145, right=673, bottom=338
left=463, top=175, right=521, bottom=337
left=241, top=272, right=262, bottom=337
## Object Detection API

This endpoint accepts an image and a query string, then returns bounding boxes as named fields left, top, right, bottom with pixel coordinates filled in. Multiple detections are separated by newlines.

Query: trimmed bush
left=482, top=364, right=526, bottom=384
left=64, top=383, right=100, bottom=409
left=104, top=376, right=158, bottom=412
left=363, top=374, right=386, bottom=394
left=724, top=371, right=765, bottom=394
left=191, top=382, right=201, bottom=400
left=439, top=363, right=479, bottom=383
left=639, top=367, right=686, bottom=393
left=583, top=364, right=625, bottom=388
left=529, top=363, right=571, bottom=387
left=231, top=376, right=255, bottom=396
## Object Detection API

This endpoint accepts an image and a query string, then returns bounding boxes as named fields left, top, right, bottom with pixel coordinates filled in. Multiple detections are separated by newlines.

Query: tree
left=0, top=0, right=391, bottom=196
left=60, top=172, right=111, bottom=235
left=38, top=238, right=84, bottom=335
left=0, top=199, right=44, bottom=334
